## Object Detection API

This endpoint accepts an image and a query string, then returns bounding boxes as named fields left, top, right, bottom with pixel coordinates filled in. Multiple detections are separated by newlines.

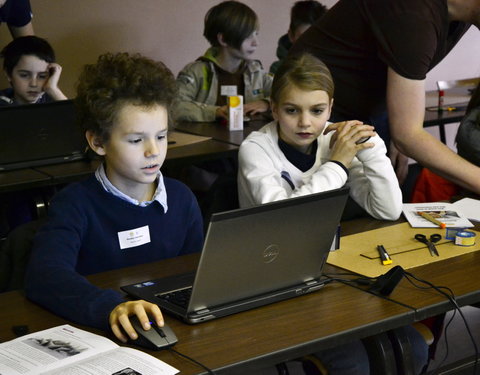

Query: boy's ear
left=85, top=130, right=106, bottom=156
left=287, top=29, right=295, bottom=43
left=217, top=33, right=228, bottom=47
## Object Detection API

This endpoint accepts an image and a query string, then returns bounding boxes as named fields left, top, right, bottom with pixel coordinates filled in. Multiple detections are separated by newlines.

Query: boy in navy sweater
left=25, top=52, right=203, bottom=343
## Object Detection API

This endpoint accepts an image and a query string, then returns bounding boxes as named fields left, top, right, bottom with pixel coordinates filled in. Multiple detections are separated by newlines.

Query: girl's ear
left=85, top=130, right=106, bottom=156
left=327, top=98, right=334, bottom=120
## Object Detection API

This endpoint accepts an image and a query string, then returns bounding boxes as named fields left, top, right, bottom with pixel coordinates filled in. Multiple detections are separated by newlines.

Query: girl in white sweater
left=238, top=52, right=402, bottom=220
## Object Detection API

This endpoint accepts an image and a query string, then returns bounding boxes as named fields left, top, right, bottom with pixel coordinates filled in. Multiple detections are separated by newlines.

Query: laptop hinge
left=194, top=308, right=211, bottom=314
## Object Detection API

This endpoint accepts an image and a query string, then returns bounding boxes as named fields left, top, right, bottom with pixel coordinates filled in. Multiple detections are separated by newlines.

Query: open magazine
left=0, top=325, right=178, bottom=375
left=403, top=202, right=473, bottom=228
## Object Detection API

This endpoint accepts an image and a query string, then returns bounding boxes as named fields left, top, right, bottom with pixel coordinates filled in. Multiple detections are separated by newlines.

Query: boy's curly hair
left=75, top=52, right=177, bottom=141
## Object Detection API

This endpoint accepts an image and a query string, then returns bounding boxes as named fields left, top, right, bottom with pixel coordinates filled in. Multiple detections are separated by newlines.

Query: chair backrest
left=0, top=219, right=46, bottom=292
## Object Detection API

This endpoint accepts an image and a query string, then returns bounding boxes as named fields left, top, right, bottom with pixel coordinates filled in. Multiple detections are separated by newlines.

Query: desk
left=2, top=221, right=478, bottom=374
left=0, top=168, right=51, bottom=194
left=0, top=251, right=414, bottom=374
left=424, top=90, right=470, bottom=144
left=0, top=140, right=238, bottom=194
left=341, top=220, right=480, bottom=321
left=177, top=108, right=466, bottom=148
left=424, top=107, right=466, bottom=145
left=91, top=258, right=415, bottom=374
left=423, top=107, right=466, bottom=128
left=175, top=118, right=267, bottom=146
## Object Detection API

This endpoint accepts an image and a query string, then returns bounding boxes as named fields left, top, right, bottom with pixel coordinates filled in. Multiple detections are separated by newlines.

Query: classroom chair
left=362, top=332, right=398, bottom=375
left=0, top=218, right=45, bottom=292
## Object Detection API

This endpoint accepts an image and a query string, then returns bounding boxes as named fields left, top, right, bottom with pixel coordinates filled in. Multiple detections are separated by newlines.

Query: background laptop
left=122, top=187, right=349, bottom=324
left=0, top=100, right=88, bottom=171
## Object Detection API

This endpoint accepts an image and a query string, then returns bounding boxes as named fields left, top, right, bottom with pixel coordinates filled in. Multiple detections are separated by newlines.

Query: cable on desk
left=433, top=307, right=457, bottom=373
left=402, top=270, right=478, bottom=375
left=327, top=270, right=479, bottom=374
left=168, top=347, right=216, bottom=375
left=323, top=272, right=376, bottom=287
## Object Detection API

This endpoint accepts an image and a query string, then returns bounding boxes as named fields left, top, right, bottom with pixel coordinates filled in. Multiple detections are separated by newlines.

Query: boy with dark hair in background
left=269, top=0, right=327, bottom=75
left=0, top=35, right=66, bottom=105
left=174, top=0, right=272, bottom=122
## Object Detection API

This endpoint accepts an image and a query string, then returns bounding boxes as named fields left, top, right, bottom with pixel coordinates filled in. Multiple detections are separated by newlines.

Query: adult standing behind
left=269, top=0, right=327, bottom=75
left=289, top=0, right=480, bottom=195
left=0, top=0, right=34, bottom=38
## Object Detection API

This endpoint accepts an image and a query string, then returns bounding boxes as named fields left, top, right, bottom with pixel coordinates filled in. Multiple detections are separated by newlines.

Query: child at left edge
left=25, top=52, right=204, bottom=343
left=0, top=35, right=67, bottom=106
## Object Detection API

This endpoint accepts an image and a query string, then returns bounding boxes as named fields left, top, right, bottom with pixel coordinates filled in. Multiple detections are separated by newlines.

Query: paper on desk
left=0, top=324, right=178, bottom=375
left=402, top=202, right=473, bottom=228
left=168, top=131, right=211, bottom=148
left=452, top=198, right=480, bottom=222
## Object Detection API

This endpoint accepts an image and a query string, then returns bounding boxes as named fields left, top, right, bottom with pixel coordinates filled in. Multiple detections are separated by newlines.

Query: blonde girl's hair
left=271, top=52, right=334, bottom=103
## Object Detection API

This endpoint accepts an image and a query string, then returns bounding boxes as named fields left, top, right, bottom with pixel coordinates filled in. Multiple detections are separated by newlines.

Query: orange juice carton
left=228, top=95, right=243, bottom=131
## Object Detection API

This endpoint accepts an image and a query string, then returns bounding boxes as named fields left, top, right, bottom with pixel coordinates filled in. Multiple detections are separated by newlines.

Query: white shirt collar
left=95, top=163, right=168, bottom=212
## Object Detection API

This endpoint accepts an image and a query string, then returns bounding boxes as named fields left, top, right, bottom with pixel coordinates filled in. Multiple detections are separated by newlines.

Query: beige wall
left=0, top=0, right=331, bottom=97
left=0, top=0, right=478, bottom=97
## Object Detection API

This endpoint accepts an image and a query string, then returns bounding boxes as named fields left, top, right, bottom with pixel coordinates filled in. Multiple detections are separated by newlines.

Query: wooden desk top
left=385, top=250, right=480, bottom=320
left=340, top=219, right=480, bottom=322
left=2, top=218, right=478, bottom=374
left=0, top=168, right=51, bottom=194
left=423, top=90, right=469, bottom=126
left=175, top=118, right=268, bottom=146
left=176, top=109, right=466, bottom=143
left=0, top=254, right=413, bottom=375
left=0, top=140, right=238, bottom=193
left=424, top=106, right=466, bottom=127
left=165, top=138, right=237, bottom=163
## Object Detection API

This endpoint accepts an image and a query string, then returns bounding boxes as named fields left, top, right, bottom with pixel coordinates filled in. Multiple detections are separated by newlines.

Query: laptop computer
left=0, top=100, right=88, bottom=171
left=121, top=187, right=349, bottom=324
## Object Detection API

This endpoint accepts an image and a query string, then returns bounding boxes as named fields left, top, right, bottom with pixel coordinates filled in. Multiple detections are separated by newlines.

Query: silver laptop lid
left=188, top=187, right=349, bottom=313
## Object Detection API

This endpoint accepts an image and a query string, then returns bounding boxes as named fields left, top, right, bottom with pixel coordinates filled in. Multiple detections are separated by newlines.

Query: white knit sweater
left=238, top=121, right=402, bottom=220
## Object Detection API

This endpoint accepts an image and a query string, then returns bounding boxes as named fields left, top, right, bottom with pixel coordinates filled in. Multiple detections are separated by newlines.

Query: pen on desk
left=418, top=212, right=446, bottom=229
left=377, top=245, right=392, bottom=265
left=168, top=140, right=176, bottom=145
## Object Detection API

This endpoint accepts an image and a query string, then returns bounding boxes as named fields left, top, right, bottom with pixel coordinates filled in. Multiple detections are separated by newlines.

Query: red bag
left=410, top=168, right=460, bottom=203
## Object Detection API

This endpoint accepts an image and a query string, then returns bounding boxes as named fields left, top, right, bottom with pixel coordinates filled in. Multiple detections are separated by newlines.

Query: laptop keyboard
left=157, top=287, right=192, bottom=308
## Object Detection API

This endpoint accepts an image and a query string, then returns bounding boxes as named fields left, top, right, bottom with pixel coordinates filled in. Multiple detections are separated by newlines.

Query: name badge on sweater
left=221, top=85, right=237, bottom=96
left=118, top=225, right=151, bottom=249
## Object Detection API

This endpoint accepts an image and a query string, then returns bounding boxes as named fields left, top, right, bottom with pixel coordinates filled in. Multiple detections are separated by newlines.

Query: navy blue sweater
left=25, top=175, right=203, bottom=331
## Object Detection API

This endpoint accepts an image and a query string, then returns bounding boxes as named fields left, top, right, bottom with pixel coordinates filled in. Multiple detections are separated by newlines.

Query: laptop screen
left=188, top=186, right=350, bottom=312
left=121, top=187, right=350, bottom=323
left=0, top=100, right=87, bottom=170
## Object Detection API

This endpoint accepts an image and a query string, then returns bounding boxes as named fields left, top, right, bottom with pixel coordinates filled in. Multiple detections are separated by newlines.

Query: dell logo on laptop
left=263, top=245, right=279, bottom=263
